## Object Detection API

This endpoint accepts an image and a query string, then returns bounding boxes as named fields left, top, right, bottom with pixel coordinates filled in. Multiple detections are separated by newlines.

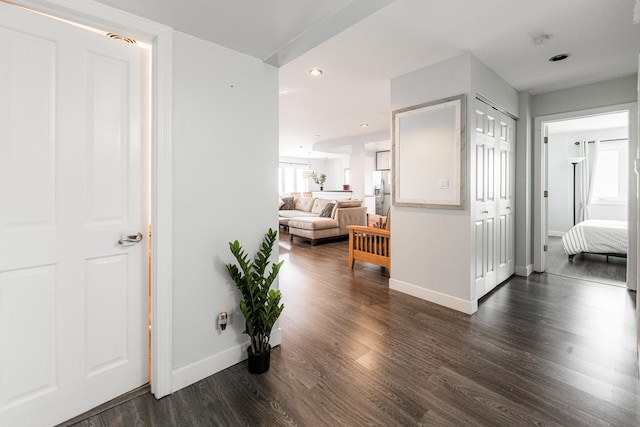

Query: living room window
left=279, top=162, right=309, bottom=193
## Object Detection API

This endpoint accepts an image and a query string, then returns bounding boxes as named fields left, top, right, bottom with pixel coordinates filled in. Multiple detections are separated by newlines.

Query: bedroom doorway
left=534, top=104, right=638, bottom=291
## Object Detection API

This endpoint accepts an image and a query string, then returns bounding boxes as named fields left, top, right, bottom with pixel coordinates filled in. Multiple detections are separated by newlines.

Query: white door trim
left=533, top=103, right=638, bottom=291
left=10, top=0, right=174, bottom=398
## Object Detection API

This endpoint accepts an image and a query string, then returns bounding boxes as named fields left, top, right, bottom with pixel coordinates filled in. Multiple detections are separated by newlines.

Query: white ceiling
left=95, top=0, right=640, bottom=159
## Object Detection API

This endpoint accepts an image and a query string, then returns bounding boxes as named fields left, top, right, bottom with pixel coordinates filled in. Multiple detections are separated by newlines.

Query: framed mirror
left=392, top=94, right=466, bottom=209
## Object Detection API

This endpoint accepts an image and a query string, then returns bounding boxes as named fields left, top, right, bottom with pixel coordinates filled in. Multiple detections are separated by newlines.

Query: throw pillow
left=319, top=203, right=335, bottom=218
left=281, top=196, right=295, bottom=210
left=335, top=199, right=363, bottom=208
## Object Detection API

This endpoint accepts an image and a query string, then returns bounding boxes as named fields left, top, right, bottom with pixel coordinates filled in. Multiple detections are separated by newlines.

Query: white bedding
left=561, top=219, right=627, bottom=256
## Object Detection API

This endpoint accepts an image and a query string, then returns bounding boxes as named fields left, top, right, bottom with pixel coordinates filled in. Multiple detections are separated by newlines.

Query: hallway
left=63, top=232, right=639, bottom=426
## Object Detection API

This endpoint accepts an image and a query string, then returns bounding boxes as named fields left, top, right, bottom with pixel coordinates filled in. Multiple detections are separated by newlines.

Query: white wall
left=350, top=143, right=366, bottom=199
left=364, top=152, right=376, bottom=195
left=325, top=155, right=350, bottom=191
left=389, top=54, right=472, bottom=308
left=389, top=53, right=518, bottom=313
left=171, top=32, right=279, bottom=390
left=532, top=75, right=637, bottom=117
left=515, top=92, right=533, bottom=276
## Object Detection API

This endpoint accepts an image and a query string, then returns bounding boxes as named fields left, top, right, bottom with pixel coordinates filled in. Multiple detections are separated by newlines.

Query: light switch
left=439, top=179, right=449, bottom=189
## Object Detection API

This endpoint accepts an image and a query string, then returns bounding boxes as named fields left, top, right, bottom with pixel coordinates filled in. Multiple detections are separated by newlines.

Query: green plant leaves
left=225, top=228, right=284, bottom=354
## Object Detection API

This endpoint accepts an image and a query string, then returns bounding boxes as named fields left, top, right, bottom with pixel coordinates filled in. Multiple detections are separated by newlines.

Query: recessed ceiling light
left=360, top=123, right=369, bottom=128
left=308, top=68, right=324, bottom=77
left=549, top=53, right=570, bottom=62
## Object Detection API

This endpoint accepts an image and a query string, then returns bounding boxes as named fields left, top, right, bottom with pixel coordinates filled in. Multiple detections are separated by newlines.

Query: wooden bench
left=347, top=225, right=390, bottom=273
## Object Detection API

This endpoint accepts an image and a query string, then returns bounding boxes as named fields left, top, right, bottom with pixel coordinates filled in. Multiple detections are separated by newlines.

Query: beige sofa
left=279, top=197, right=366, bottom=246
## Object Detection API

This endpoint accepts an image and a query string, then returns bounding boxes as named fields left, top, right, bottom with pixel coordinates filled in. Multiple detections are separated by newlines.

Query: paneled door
left=473, top=100, right=497, bottom=298
left=496, top=115, right=516, bottom=283
left=0, top=3, right=149, bottom=426
left=474, top=98, right=516, bottom=299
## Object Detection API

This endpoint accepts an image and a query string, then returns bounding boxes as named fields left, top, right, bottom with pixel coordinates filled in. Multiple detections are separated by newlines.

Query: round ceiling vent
left=106, top=33, right=137, bottom=45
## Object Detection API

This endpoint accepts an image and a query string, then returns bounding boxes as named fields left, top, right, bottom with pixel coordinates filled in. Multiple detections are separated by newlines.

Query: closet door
left=473, top=100, right=497, bottom=298
left=496, top=116, right=516, bottom=283
left=474, top=98, right=516, bottom=299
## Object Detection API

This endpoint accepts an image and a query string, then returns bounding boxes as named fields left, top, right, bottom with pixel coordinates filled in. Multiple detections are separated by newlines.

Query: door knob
left=118, top=232, right=143, bottom=246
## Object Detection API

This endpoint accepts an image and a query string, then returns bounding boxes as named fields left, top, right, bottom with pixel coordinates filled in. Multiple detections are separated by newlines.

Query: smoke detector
left=532, top=33, right=550, bottom=45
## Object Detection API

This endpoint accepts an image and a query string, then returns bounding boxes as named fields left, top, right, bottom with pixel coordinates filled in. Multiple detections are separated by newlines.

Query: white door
left=496, top=116, right=516, bottom=283
left=474, top=100, right=497, bottom=298
left=0, top=3, right=149, bottom=426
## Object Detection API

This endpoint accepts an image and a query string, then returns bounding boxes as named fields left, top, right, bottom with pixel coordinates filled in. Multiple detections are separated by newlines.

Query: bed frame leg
left=568, top=254, right=574, bottom=262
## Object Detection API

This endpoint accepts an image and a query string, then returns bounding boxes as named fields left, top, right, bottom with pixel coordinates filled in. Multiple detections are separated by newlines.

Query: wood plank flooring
left=546, top=236, right=627, bottom=286
left=63, top=231, right=639, bottom=427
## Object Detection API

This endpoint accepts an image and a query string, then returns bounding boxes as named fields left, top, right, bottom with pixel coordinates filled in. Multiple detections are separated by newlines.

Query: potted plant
left=225, top=228, right=284, bottom=374
left=310, top=172, right=327, bottom=190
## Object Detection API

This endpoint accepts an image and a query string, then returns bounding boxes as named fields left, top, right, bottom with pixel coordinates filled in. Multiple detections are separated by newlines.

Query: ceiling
left=95, top=0, right=640, bottom=158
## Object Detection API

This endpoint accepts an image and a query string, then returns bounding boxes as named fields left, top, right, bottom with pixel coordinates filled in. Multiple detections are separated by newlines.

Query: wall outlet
left=439, top=179, right=449, bottom=189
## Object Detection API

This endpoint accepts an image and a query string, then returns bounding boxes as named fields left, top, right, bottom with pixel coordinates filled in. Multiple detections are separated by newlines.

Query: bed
left=561, top=219, right=627, bottom=261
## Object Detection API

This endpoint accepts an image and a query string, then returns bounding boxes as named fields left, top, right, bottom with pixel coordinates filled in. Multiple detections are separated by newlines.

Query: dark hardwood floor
left=64, top=232, right=639, bottom=426
left=546, top=236, right=627, bottom=287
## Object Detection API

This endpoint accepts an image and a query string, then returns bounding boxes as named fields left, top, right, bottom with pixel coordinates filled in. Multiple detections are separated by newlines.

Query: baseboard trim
left=171, top=327, right=283, bottom=394
left=389, top=278, right=477, bottom=314
left=515, top=264, right=533, bottom=277
left=172, top=343, right=247, bottom=393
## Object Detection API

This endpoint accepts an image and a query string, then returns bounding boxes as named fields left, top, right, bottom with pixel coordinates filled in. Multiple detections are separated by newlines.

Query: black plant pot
left=247, top=345, right=271, bottom=374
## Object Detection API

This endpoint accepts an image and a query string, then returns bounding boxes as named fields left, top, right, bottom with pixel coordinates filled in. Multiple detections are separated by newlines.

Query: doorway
left=545, top=112, right=629, bottom=287
left=534, top=103, right=638, bottom=291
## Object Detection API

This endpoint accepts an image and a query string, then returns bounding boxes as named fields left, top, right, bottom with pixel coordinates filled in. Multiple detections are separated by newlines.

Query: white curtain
left=577, top=140, right=600, bottom=222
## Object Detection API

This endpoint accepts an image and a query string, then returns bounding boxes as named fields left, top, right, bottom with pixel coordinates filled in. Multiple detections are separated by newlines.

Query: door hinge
left=543, top=244, right=548, bottom=252
left=544, top=136, right=548, bottom=144
left=544, top=190, right=548, bottom=198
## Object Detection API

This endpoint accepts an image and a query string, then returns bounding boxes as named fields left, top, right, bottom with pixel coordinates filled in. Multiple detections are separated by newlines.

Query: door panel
left=86, top=53, right=134, bottom=223
left=476, top=144, right=485, bottom=201
left=0, top=265, right=57, bottom=408
left=0, top=28, right=56, bottom=231
left=0, top=3, right=148, bottom=426
left=487, top=147, right=495, bottom=201
left=85, top=254, right=129, bottom=375
left=486, top=217, right=495, bottom=275
left=474, top=220, right=485, bottom=296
